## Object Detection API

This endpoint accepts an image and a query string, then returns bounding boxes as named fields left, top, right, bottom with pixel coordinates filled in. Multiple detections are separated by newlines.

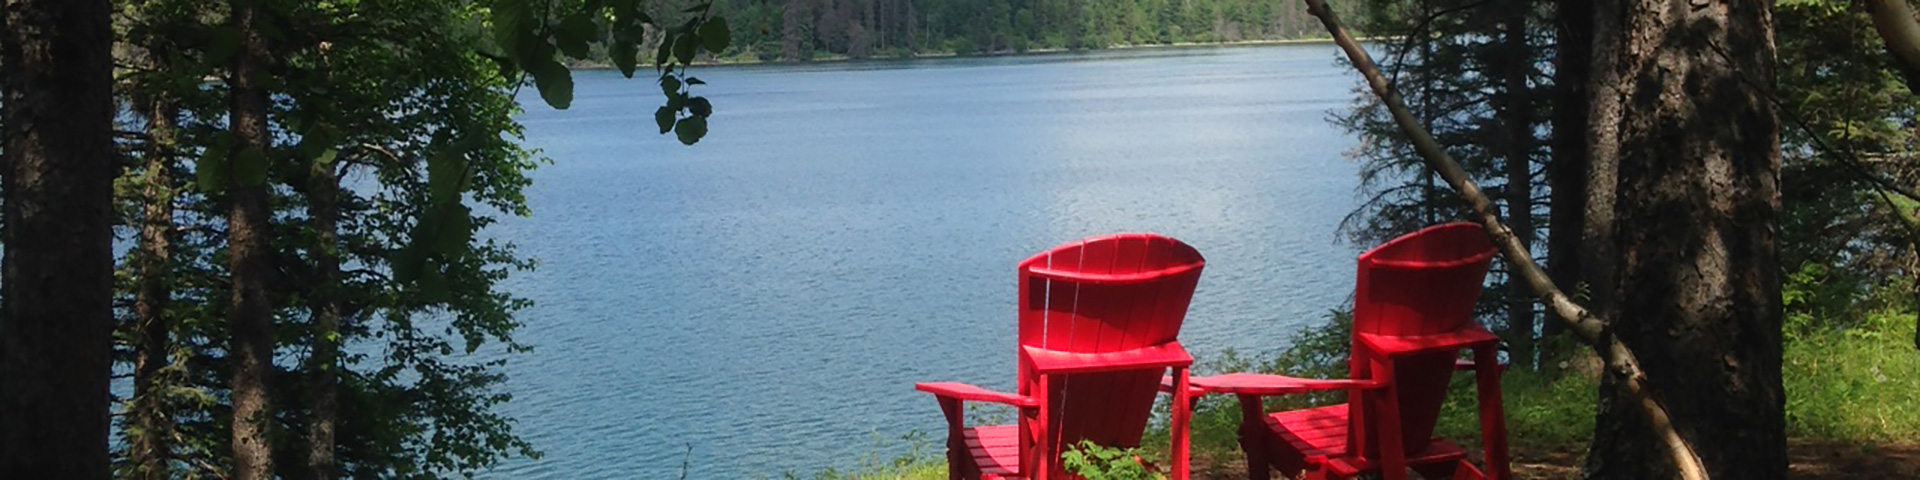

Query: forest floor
left=1178, top=439, right=1920, bottom=479
left=1465, top=439, right=1920, bottom=480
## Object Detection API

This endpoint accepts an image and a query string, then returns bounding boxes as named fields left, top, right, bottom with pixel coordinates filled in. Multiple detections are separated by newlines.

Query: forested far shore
left=610, top=0, right=1369, bottom=62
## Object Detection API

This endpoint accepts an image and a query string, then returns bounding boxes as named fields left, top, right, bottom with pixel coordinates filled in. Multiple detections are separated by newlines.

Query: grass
left=811, top=308, right=1920, bottom=478
left=1783, top=308, right=1920, bottom=443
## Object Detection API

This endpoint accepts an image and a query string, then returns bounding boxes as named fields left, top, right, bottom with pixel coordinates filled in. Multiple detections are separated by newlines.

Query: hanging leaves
left=699, top=16, right=730, bottom=53
left=479, top=1, right=725, bottom=141
left=529, top=59, right=573, bottom=109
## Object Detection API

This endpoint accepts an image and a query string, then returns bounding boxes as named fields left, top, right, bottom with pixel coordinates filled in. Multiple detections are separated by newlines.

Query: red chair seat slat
left=964, top=426, right=1022, bottom=477
left=1264, top=404, right=1470, bottom=477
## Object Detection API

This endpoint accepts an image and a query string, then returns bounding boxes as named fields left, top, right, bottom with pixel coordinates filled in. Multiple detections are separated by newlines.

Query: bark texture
left=131, top=89, right=179, bottom=480
left=227, top=0, right=278, bottom=477
left=0, top=0, right=116, bottom=478
left=1500, top=0, right=1537, bottom=367
left=1582, top=1, right=1786, bottom=479
left=307, top=132, right=342, bottom=480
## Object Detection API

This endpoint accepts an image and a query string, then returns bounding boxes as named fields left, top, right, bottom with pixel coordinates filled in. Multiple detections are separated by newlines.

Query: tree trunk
left=227, top=0, right=278, bottom=477
left=306, top=111, right=342, bottom=480
left=1582, top=1, right=1786, bottom=478
left=130, top=88, right=179, bottom=480
left=0, top=0, right=116, bottom=478
left=1499, top=0, right=1537, bottom=369
left=1544, top=0, right=1591, bottom=344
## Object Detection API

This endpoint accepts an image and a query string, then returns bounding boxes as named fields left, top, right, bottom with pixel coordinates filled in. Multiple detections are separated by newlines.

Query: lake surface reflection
left=487, top=44, right=1365, bottom=478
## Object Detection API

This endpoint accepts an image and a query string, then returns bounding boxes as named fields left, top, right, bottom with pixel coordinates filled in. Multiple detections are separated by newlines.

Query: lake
left=485, top=44, right=1366, bottom=478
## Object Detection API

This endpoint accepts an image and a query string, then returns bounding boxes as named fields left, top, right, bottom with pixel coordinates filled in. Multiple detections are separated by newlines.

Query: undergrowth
left=812, top=301, right=1920, bottom=478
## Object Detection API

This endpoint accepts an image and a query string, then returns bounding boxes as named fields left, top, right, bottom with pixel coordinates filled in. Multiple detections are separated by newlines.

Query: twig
left=1300, top=1, right=1710, bottom=479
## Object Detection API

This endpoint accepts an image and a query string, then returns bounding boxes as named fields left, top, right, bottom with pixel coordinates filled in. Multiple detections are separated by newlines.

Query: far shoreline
left=565, top=36, right=1374, bottom=71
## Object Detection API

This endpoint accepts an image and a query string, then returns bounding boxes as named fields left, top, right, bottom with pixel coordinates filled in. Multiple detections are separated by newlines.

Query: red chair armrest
left=1026, top=263, right=1202, bottom=285
left=1181, top=372, right=1384, bottom=396
left=1157, top=375, right=1210, bottom=397
left=1021, top=342, right=1193, bottom=374
left=915, top=382, right=1039, bottom=407
left=1357, top=326, right=1500, bottom=357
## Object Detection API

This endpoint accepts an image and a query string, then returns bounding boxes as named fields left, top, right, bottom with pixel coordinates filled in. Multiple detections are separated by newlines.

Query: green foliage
left=1774, top=2, right=1920, bottom=311
left=601, top=0, right=1364, bottom=64
left=768, top=431, right=945, bottom=480
left=109, top=0, right=566, bottom=476
left=1433, top=367, right=1596, bottom=452
left=1060, top=440, right=1166, bottom=480
left=1784, top=303, right=1920, bottom=443
left=1331, top=0, right=1554, bottom=354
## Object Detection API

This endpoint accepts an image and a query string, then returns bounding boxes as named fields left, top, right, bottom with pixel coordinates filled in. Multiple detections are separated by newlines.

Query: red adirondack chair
left=915, top=233, right=1206, bottom=480
left=1183, top=222, right=1509, bottom=480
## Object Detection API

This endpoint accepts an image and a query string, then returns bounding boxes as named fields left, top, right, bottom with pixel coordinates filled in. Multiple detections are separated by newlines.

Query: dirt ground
left=1191, top=439, right=1920, bottom=479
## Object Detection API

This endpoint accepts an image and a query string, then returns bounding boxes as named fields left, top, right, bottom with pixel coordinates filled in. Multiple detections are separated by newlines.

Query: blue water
left=485, top=44, right=1365, bottom=478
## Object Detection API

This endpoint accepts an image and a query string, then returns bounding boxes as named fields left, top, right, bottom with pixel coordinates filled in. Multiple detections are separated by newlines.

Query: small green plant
left=1060, top=440, right=1165, bottom=480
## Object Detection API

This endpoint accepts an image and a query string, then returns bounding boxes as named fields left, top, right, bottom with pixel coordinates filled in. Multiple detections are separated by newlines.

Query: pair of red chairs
left=914, top=223, right=1511, bottom=480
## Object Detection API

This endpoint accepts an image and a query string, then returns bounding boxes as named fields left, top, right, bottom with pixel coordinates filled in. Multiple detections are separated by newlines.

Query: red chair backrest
left=1348, top=222, right=1496, bottom=457
left=1014, top=233, right=1205, bottom=452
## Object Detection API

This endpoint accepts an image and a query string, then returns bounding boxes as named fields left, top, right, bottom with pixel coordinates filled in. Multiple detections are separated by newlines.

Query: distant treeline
left=687, top=0, right=1362, bottom=61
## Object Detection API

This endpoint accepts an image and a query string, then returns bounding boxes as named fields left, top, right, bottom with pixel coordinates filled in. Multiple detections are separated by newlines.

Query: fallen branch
left=1299, top=1, right=1709, bottom=479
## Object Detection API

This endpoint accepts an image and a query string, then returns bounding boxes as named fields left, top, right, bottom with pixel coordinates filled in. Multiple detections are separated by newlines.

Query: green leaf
left=699, top=16, right=730, bottom=53
left=195, top=136, right=232, bottom=193
left=659, top=75, right=681, bottom=96
left=682, top=2, right=709, bottom=13
left=612, top=40, right=638, bottom=78
left=685, top=77, right=705, bottom=85
left=427, top=145, right=466, bottom=203
left=392, top=242, right=424, bottom=283
left=314, top=148, right=339, bottom=166
left=555, top=14, right=596, bottom=59
left=418, top=266, right=450, bottom=303
left=529, top=60, right=574, bottom=109
left=612, top=0, right=649, bottom=24
left=654, top=106, right=676, bottom=134
left=672, top=32, right=698, bottom=64
left=490, top=0, right=534, bottom=62
left=666, top=91, right=685, bottom=112
left=674, top=115, right=707, bottom=145
left=687, top=96, right=712, bottom=117
left=654, top=37, right=672, bottom=66
left=432, top=203, right=473, bottom=256
left=232, top=146, right=268, bottom=187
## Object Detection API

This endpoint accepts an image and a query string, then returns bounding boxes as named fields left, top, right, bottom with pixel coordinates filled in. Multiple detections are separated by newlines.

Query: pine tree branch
left=1301, top=1, right=1710, bottom=479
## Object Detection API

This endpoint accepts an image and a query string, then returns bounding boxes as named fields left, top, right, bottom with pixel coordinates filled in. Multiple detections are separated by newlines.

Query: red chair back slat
left=1015, top=234, right=1205, bottom=466
left=1347, top=222, right=1495, bottom=458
